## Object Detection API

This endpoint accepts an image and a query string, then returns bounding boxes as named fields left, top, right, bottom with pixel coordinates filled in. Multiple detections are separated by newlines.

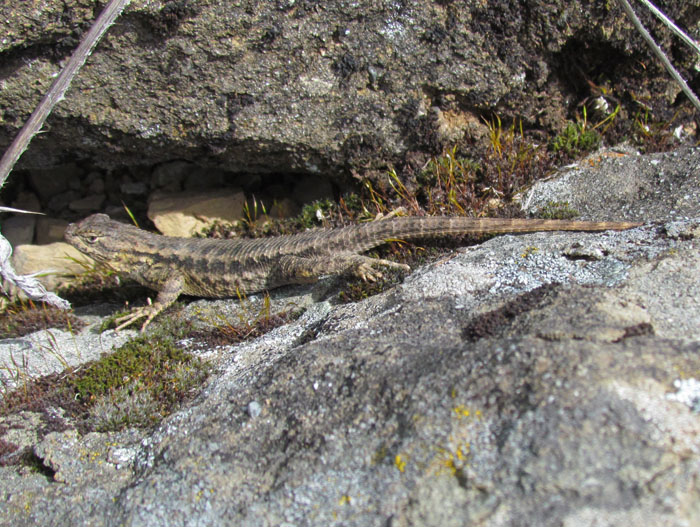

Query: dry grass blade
left=616, top=0, right=700, bottom=112
left=0, top=0, right=132, bottom=187
left=637, top=0, right=700, bottom=56
left=0, top=0, right=130, bottom=307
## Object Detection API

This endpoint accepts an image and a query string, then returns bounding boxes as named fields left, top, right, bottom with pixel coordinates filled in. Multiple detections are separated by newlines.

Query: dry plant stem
left=638, top=0, right=700, bottom=56
left=0, top=0, right=131, bottom=188
left=617, top=0, right=700, bottom=112
left=0, top=0, right=129, bottom=309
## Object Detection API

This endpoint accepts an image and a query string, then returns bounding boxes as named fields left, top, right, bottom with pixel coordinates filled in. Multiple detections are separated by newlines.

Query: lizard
left=64, top=213, right=641, bottom=331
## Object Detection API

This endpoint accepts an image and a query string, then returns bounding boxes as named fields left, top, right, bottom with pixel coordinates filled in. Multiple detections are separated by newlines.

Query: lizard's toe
left=357, top=263, right=383, bottom=282
left=114, top=303, right=163, bottom=332
left=355, top=258, right=410, bottom=282
left=371, top=258, right=410, bottom=272
left=114, top=312, right=144, bottom=332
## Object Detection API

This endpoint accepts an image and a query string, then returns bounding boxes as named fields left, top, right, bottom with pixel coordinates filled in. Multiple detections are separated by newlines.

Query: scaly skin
left=65, top=214, right=641, bottom=331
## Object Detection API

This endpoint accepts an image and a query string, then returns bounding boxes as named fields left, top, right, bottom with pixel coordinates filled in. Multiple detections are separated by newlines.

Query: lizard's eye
left=86, top=235, right=99, bottom=244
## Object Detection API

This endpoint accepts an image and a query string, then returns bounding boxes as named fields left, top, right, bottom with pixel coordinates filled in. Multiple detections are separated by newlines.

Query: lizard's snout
left=63, top=222, right=76, bottom=242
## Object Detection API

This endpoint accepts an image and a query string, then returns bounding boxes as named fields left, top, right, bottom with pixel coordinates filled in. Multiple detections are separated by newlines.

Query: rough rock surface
left=0, top=319, right=133, bottom=391
left=0, top=146, right=699, bottom=525
left=8, top=241, right=92, bottom=291
left=147, top=188, right=246, bottom=236
left=1, top=0, right=698, bottom=177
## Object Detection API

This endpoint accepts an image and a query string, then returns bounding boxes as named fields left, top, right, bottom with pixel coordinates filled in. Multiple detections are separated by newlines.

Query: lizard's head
left=64, top=214, right=145, bottom=271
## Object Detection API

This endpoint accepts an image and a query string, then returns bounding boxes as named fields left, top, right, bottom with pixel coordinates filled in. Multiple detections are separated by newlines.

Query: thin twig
left=0, top=0, right=131, bottom=189
left=617, top=0, right=700, bottom=112
left=0, top=0, right=131, bottom=308
left=637, top=0, right=700, bottom=57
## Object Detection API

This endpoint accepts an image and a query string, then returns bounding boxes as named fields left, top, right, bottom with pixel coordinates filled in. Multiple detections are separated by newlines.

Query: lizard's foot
left=114, top=300, right=165, bottom=332
left=354, top=257, right=410, bottom=282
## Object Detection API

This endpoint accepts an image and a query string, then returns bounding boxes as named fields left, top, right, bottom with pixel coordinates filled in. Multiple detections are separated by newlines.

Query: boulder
left=0, top=146, right=699, bottom=526
left=148, top=189, right=246, bottom=236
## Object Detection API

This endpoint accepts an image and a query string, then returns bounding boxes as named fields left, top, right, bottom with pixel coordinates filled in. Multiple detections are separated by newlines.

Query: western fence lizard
left=64, top=213, right=641, bottom=331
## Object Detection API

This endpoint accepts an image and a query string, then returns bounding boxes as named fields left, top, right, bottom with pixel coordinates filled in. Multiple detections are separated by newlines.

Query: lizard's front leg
left=114, top=274, right=185, bottom=332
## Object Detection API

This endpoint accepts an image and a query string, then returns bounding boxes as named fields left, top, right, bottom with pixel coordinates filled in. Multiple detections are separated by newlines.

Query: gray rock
left=183, top=167, right=227, bottom=190
left=522, top=147, right=700, bottom=222
left=151, top=160, right=196, bottom=189
left=10, top=191, right=41, bottom=213
left=1, top=1, right=697, bottom=177
left=119, top=182, right=149, bottom=196
left=26, top=164, right=82, bottom=202
left=247, top=401, right=262, bottom=418
left=87, top=176, right=106, bottom=194
left=0, top=325, right=134, bottom=392
left=1, top=215, right=36, bottom=246
left=148, top=189, right=246, bottom=236
left=292, top=175, right=335, bottom=205
left=35, top=217, right=70, bottom=245
left=47, top=190, right=80, bottom=213
left=68, top=194, right=106, bottom=213
left=1, top=147, right=699, bottom=526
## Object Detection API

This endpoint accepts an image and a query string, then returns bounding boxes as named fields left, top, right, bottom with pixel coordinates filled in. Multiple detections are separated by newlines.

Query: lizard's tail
left=324, top=216, right=642, bottom=253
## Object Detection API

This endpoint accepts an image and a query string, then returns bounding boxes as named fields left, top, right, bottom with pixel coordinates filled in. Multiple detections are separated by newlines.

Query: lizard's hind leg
left=275, top=254, right=410, bottom=285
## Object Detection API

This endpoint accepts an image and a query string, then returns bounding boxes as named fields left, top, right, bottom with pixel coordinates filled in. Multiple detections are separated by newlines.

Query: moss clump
left=535, top=201, right=580, bottom=220
left=72, top=333, right=209, bottom=430
left=297, top=199, right=336, bottom=229
left=73, top=335, right=190, bottom=399
left=1, top=323, right=210, bottom=434
left=188, top=306, right=298, bottom=348
left=632, top=108, right=681, bottom=153
left=552, top=121, right=601, bottom=156
left=338, top=192, right=365, bottom=217
left=0, top=302, right=85, bottom=338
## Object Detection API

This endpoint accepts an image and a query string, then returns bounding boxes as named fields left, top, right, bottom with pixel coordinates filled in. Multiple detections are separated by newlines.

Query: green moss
left=339, top=192, right=364, bottom=216
left=552, top=121, right=601, bottom=156
left=298, top=198, right=336, bottom=228
left=536, top=201, right=580, bottom=220
left=86, top=359, right=208, bottom=431
left=632, top=108, right=679, bottom=152
left=1, top=320, right=210, bottom=434
left=70, top=331, right=210, bottom=431
left=72, top=334, right=189, bottom=400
